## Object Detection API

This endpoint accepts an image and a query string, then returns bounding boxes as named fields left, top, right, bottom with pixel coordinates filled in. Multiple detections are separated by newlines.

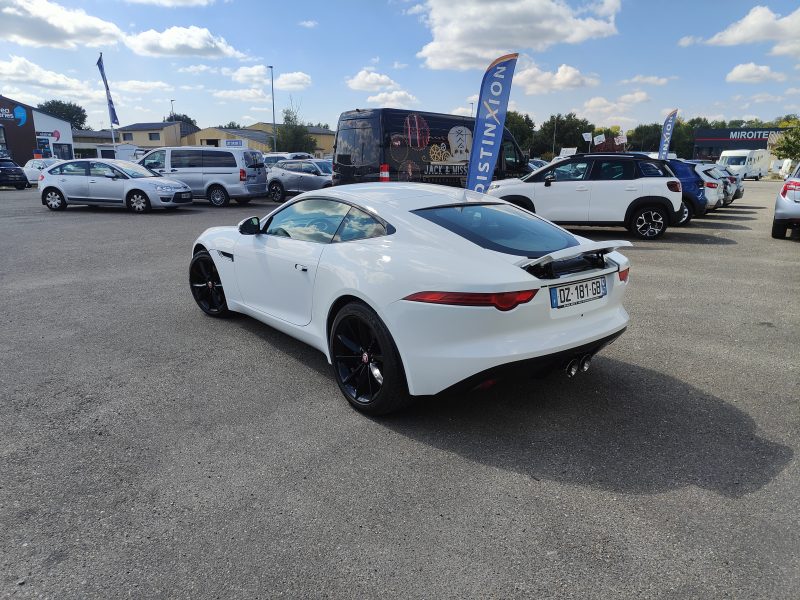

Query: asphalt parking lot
left=1, top=182, right=798, bottom=599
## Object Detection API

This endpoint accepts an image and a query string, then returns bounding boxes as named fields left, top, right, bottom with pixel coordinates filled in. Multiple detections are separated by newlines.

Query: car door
left=298, top=162, right=327, bottom=192
left=170, top=149, right=204, bottom=195
left=88, top=161, right=126, bottom=205
left=233, top=198, right=351, bottom=325
left=588, top=159, right=638, bottom=221
left=55, top=161, right=89, bottom=201
left=274, top=161, right=301, bottom=193
left=140, top=149, right=167, bottom=173
left=530, top=159, right=592, bottom=222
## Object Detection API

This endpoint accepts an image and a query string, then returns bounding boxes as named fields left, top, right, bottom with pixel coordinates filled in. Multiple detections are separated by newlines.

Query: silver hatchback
left=267, top=159, right=333, bottom=202
left=772, top=164, right=800, bottom=239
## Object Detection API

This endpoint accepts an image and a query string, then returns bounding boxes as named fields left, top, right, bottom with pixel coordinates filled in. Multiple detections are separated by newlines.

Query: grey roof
left=119, top=121, right=200, bottom=136
left=220, top=128, right=271, bottom=145
left=72, top=129, right=115, bottom=140
left=244, top=123, right=334, bottom=136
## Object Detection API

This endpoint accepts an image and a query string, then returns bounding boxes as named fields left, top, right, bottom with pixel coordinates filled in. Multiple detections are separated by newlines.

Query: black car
left=0, top=158, right=28, bottom=190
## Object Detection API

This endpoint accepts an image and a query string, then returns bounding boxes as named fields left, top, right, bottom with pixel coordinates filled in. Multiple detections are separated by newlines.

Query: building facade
left=693, top=127, right=792, bottom=160
left=0, top=95, right=73, bottom=164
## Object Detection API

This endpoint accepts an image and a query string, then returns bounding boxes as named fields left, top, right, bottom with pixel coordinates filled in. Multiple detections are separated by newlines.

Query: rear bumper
left=0, top=174, right=26, bottom=185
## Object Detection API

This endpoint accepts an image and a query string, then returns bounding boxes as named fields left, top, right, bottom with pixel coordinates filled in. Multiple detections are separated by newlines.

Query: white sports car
left=189, top=183, right=632, bottom=415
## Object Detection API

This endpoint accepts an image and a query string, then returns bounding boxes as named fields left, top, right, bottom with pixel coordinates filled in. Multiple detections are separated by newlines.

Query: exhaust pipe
left=566, top=354, right=593, bottom=378
left=580, top=354, right=592, bottom=373
left=565, top=359, right=579, bottom=378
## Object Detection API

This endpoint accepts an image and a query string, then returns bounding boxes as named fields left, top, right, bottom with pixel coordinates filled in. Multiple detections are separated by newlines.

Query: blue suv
left=667, top=159, right=708, bottom=225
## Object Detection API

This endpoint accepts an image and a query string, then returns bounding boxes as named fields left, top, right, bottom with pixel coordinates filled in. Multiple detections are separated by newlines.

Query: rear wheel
left=189, top=251, right=229, bottom=317
left=677, top=201, right=692, bottom=226
left=330, top=302, right=410, bottom=415
left=43, top=188, right=66, bottom=211
left=268, top=181, right=285, bottom=202
left=126, top=190, right=151, bottom=213
left=629, top=206, right=668, bottom=240
left=771, top=220, right=787, bottom=239
left=14, top=184, right=26, bottom=190
left=207, top=185, right=230, bottom=207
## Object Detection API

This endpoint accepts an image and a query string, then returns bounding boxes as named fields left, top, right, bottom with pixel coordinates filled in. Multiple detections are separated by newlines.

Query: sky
left=1, top=0, right=799, bottom=132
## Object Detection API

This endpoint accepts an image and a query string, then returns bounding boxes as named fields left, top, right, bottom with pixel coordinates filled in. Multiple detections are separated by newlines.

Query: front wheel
left=677, top=201, right=692, bottom=226
left=207, top=185, right=230, bottom=207
left=771, top=221, right=787, bottom=239
left=189, top=251, right=229, bottom=317
left=127, top=190, right=151, bottom=213
left=629, top=206, right=668, bottom=240
left=330, top=302, right=410, bottom=415
left=268, top=181, right=285, bottom=202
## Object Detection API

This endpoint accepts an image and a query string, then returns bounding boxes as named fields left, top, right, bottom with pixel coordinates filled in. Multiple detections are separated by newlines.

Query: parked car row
left=772, top=162, right=800, bottom=240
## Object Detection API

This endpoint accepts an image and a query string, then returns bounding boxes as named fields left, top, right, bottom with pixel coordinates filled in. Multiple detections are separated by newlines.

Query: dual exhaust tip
left=566, top=354, right=592, bottom=378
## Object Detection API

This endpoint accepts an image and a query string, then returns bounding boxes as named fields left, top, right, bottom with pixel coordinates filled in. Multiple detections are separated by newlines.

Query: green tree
left=626, top=123, right=661, bottom=152
left=37, top=100, right=88, bottom=129
left=773, top=127, right=800, bottom=160
left=533, top=113, right=594, bottom=157
left=164, top=112, right=197, bottom=126
left=219, top=121, right=242, bottom=129
left=276, top=107, right=316, bottom=153
left=504, top=110, right=535, bottom=156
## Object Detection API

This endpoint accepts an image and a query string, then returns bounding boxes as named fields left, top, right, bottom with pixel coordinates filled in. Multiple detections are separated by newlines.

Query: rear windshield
left=720, top=156, right=745, bottom=166
left=412, top=203, right=578, bottom=258
left=637, top=161, right=673, bottom=177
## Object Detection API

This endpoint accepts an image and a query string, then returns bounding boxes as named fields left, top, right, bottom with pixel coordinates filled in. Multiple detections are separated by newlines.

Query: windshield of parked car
left=115, top=162, right=158, bottom=178
left=413, top=203, right=579, bottom=258
left=719, top=156, right=745, bottom=166
left=313, top=160, right=332, bottom=174
left=0, top=159, right=19, bottom=168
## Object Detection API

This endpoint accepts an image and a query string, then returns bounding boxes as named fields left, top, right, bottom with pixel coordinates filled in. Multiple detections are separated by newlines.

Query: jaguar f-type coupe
left=189, top=183, right=631, bottom=414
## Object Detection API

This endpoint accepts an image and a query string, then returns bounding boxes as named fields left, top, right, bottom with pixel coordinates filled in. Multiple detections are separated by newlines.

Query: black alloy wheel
left=629, top=206, right=668, bottom=240
left=330, top=303, right=409, bottom=415
left=207, top=185, right=230, bottom=207
left=268, top=181, right=285, bottom=202
left=189, top=251, right=229, bottom=317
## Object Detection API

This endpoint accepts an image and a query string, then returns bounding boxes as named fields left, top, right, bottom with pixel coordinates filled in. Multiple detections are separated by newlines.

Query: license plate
left=550, top=277, right=606, bottom=309
left=180, top=192, right=191, bottom=198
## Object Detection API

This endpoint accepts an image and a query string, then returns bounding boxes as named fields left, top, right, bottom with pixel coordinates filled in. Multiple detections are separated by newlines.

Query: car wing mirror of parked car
left=104, top=172, right=117, bottom=179
left=238, top=216, right=262, bottom=235
left=544, top=174, right=555, bottom=187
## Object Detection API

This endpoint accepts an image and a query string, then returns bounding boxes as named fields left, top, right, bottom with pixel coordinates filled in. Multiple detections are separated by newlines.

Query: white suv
left=487, top=153, right=683, bottom=239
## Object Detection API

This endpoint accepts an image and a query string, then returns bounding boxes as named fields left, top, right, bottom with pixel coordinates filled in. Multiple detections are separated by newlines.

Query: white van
left=718, top=149, right=770, bottom=180
left=138, top=146, right=267, bottom=206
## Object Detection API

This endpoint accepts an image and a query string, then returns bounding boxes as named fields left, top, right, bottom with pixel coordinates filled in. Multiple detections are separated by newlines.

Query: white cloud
left=178, top=64, right=218, bottom=74
left=212, top=88, right=271, bottom=103
left=0, top=0, right=124, bottom=48
left=346, top=69, right=398, bottom=91
left=617, top=90, right=649, bottom=104
left=786, top=87, right=800, bottom=95
left=405, top=3, right=426, bottom=15
left=515, top=63, right=599, bottom=95
left=366, top=90, right=418, bottom=108
left=179, top=84, right=205, bottom=91
left=1, top=85, right=42, bottom=106
left=415, top=0, right=619, bottom=70
left=592, top=0, right=621, bottom=18
left=392, top=61, right=408, bottom=69
left=621, top=75, right=673, bottom=86
left=749, top=92, right=783, bottom=104
left=298, top=20, right=317, bottom=28
left=249, top=106, right=273, bottom=112
left=706, top=5, right=800, bottom=57
left=0, top=55, right=106, bottom=104
left=450, top=107, right=473, bottom=116
left=125, top=26, right=246, bottom=59
left=677, top=35, right=700, bottom=47
left=466, top=93, right=479, bottom=103
left=275, top=71, right=312, bottom=91
left=225, top=64, right=268, bottom=85
left=115, top=80, right=172, bottom=93
left=125, top=0, right=215, bottom=5
left=576, top=89, right=650, bottom=125
left=370, top=56, right=380, bottom=64
left=725, top=63, right=786, bottom=83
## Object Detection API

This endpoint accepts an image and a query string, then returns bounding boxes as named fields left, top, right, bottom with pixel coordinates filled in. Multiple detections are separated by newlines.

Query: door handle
left=576, top=186, right=589, bottom=191
left=89, top=179, right=97, bottom=183
left=170, top=169, right=178, bottom=172
left=624, top=186, right=638, bottom=191
left=295, top=264, right=308, bottom=272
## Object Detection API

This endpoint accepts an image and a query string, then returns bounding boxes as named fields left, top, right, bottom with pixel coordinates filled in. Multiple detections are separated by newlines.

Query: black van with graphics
left=332, top=108, right=530, bottom=190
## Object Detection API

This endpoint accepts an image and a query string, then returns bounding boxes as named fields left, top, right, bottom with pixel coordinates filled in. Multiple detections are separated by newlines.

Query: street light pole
left=268, top=65, right=277, bottom=151
left=552, top=116, right=558, bottom=156
left=469, top=102, right=474, bottom=118
left=170, top=99, right=175, bottom=119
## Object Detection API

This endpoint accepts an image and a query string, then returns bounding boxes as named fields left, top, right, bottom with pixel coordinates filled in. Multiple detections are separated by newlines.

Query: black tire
left=677, top=201, right=692, bottom=226
left=234, top=198, right=251, bottom=205
left=268, top=181, right=285, bottom=202
left=628, top=205, right=668, bottom=240
left=15, top=184, right=26, bottom=190
left=207, top=185, right=230, bottom=207
left=43, top=188, right=66, bottom=211
left=771, top=221, right=787, bottom=239
left=126, top=190, right=151, bottom=213
left=189, top=251, right=230, bottom=317
left=755, top=175, right=761, bottom=181
left=330, top=302, right=410, bottom=415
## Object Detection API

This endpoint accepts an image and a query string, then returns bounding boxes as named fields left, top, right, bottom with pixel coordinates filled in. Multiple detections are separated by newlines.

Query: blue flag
left=465, top=53, right=518, bottom=192
left=96, top=53, right=119, bottom=126
left=658, top=109, right=678, bottom=160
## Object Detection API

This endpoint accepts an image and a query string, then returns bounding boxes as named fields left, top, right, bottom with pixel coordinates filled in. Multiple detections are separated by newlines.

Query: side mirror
left=238, top=216, right=261, bottom=235
left=544, top=174, right=555, bottom=187
left=104, top=172, right=117, bottom=179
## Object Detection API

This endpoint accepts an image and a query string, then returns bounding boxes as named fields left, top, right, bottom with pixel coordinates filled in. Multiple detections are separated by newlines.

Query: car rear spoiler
left=514, top=240, right=633, bottom=269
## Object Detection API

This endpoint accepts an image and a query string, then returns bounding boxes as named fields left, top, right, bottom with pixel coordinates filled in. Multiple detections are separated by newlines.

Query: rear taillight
left=404, top=289, right=538, bottom=311
left=780, top=180, right=800, bottom=198
left=38, top=173, right=45, bottom=181
left=379, top=163, right=390, bottom=182
left=705, top=181, right=718, bottom=189
left=239, top=168, right=246, bottom=181
left=667, top=180, right=681, bottom=193
left=618, top=267, right=630, bottom=282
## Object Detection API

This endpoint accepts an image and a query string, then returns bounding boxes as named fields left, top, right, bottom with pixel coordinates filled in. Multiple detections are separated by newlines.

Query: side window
left=203, top=151, right=236, bottom=168
left=551, top=160, right=590, bottom=181
left=171, top=150, right=202, bottom=168
left=284, top=161, right=300, bottom=172
left=334, top=122, right=379, bottom=167
left=265, top=199, right=351, bottom=244
left=301, top=162, right=318, bottom=174
left=148, top=132, right=160, bottom=141
left=333, top=207, right=388, bottom=242
left=60, top=162, right=88, bottom=176
left=122, top=133, right=133, bottom=141
left=591, top=160, right=634, bottom=181
left=89, top=162, right=116, bottom=177
left=142, top=150, right=165, bottom=170
left=502, top=139, right=521, bottom=171
left=637, top=161, right=669, bottom=177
